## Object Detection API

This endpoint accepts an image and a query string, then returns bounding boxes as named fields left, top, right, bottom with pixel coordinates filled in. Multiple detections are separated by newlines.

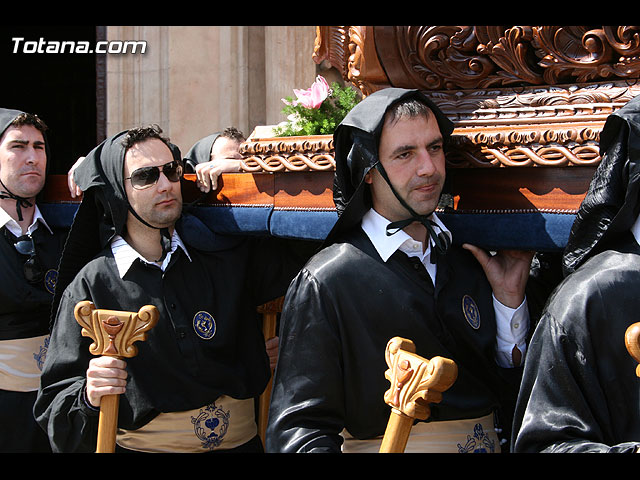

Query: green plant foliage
left=274, top=81, right=361, bottom=137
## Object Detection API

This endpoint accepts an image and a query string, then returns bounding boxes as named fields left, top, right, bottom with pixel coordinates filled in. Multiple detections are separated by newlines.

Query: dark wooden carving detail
left=314, top=26, right=640, bottom=94
left=310, top=26, right=640, bottom=205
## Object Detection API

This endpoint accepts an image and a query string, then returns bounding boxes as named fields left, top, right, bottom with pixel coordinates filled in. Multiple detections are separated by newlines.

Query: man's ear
left=364, top=170, right=373, bottom=185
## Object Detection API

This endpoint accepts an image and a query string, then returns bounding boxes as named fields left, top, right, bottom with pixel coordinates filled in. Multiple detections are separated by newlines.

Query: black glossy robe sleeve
left=512, top=239, right=640, bottom=453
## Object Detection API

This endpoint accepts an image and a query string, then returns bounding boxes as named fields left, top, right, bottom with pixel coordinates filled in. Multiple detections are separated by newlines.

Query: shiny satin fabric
left=513, top=235, right=640, bottom=452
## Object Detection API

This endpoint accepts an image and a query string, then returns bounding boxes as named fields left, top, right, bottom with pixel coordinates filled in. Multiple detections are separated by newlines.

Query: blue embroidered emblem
left=191, top=402, right=230, bottom=450
left=462, top=295, right=480, bottom=329
left=457, top=423, right=496, bottom=453
left=193, top=311, right=216, bottom=340
left=33, top=336, right=49, bottom=371
left=44, top=269, right=58, bottom=294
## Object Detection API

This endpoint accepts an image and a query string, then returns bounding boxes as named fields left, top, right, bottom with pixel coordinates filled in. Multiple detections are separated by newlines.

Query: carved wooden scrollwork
left=74, top=300, right=158, bottom=359
left=535, top=26, right=640, bottom=84
left=74, top=300, right=159, bottom=453
left=311, top=26, right=640, bottom=173
left=240, top=135, right=335, bottom=172
left=625, top=322, right=640, bottom=378
left=314, top=26, right=640, bottom=93
left=379, top=337, right=457, bottom=453
left=383, top=337, right=457, bottom=420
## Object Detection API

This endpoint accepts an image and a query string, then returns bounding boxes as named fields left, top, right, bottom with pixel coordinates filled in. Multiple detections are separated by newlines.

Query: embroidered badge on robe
left=44, top=269, right=58, bottom=294
left=34, top=336, right=49, bottom=371
left=193, top=311, right=216, bottom=340
left=457, top=423, right=496, bottom=453
left=462, top=295, right=480, bottom=329
left=191, top=402, right=230, bottom=450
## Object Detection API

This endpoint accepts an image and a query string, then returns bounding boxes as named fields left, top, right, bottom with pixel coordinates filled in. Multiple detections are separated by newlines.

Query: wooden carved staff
left=74, top=300, right=159, bottom=453
left=625, top=322, right=640, bottom=378
left=380, top=337, right=458, bottom=453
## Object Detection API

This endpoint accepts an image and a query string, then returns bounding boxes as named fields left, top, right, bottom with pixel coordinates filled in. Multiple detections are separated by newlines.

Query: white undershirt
left=0, top=204, right=52, bottom=237
left=361, top=208, right=529, bottom=368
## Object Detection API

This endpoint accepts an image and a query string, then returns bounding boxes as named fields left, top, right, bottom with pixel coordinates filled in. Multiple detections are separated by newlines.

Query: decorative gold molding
left=240, top=135, right=335, bottom=172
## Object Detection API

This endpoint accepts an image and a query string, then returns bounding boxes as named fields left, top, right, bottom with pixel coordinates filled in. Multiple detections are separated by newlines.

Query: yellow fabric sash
left=341, top=413, right=500, bottom=453
left=0, top=335, right=48, bottom=392
left=116, top=396, right=257, bottom=453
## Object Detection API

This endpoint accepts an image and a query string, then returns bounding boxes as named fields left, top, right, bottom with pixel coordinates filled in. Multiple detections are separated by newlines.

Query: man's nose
left=156, top=169, right=172, bottom=191
left=415, top=150, right=437, bottom=176
left=25, top=146, right=39, bottom=164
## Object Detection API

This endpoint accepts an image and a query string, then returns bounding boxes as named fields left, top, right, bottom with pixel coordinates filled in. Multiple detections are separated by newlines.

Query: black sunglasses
left=125, top=159, right=183, bottom=190
left=13, top=234, right=44, bottom=284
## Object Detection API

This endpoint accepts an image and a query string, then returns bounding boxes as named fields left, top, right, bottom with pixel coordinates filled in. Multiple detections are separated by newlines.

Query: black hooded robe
left=512, top=96, right=640, bottom=453
left=266, top=89, right=524, bottom=453
left=33, top=131, right=315, bottom=453
left=0, top=108, right=64, bottom=453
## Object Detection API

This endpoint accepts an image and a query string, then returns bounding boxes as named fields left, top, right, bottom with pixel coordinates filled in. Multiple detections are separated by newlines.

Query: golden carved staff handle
left=74, top=300, right=159, bottom=453
left=625, top=322, right=640, bottom=378
left=379, top=337, right=458, bottom=453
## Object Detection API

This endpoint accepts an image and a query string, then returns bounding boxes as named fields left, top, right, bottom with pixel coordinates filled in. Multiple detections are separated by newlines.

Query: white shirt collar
left=110, top=229, right=191, bottom=278
left=0, top=203, right=52, bottom=237
left=361, top=208, right=451, bottom=263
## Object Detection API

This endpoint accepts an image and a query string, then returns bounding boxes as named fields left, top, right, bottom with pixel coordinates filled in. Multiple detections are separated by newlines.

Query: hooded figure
left=183, top=132, right=221, bottom=173
left=183, top=129, right=245, bottom=195
left=0, top=108, right=64, bottom=453
left=327, top=87, right=454, bottom=251
left=512, top=95, right=640, bottom=452
left=35, top=126, right=315, bottom=453
left=50, top=129, right=181, bottom=327
left=266, top=88, right=531, bottom=453
left=0, top=108, right=51, bottom=221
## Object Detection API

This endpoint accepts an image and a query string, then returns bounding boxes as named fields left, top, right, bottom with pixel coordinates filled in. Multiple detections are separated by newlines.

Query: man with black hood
left=266, top=88, right=534, bottom=453
left=34, top=124, right=314, bottom=453
left=0, top=108, right=65, bottom=452
left=184, top=126, right=245, bottom=194
left=512, top=95, right=640, bottom=453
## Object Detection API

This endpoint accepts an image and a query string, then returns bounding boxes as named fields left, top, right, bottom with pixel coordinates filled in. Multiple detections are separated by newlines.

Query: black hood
left=0, top=107, right=51, bottom=221
left=562, top=95, right=640, bottom=276
left=183, top=132, right=220, bottom=172
left=325, top=88, right=454, bottom=246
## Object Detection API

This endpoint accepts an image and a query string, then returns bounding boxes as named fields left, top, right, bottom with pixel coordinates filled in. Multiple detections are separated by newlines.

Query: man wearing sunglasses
left=35, top=124, right=315, bottom=453
left=0, top=108, right=66, bottom=452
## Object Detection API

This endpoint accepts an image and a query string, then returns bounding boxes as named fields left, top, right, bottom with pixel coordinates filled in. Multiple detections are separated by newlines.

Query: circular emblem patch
left=44, top=269, right=58, bottom=294
left=462, top=295, right=481, bottom=329
left=193, top=311, right=216, bottom=340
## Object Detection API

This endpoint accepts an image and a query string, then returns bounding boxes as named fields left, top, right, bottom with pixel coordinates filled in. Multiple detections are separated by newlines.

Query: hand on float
left=194, top=158, right=241, bottom=193
left=462, top=244, right=534, bottom=309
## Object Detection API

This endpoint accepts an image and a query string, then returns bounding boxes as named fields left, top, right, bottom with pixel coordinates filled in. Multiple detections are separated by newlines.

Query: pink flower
left=285, top=76, right=330, bottom=109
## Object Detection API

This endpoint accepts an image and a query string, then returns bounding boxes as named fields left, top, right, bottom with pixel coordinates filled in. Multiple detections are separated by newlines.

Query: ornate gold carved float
left=41, top=26, right=640, bottom=250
